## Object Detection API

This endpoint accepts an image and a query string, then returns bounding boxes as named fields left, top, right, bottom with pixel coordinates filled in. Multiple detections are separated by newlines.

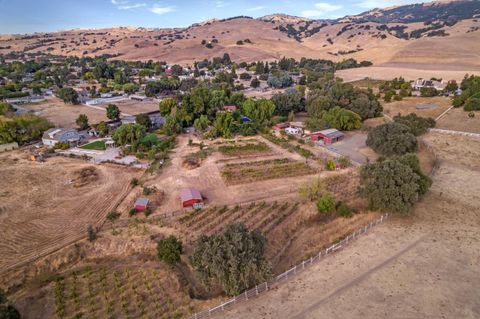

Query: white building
left=285, top=127, right=302, bottom=135
left=42, top=128, right=81, bottom=147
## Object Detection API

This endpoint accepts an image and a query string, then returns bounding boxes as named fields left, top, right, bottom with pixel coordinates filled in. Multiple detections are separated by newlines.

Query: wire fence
left=189, top=213, right=389, bottom=319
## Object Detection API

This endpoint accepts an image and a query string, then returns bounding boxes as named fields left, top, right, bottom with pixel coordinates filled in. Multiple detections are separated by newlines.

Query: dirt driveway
left=216, top=132, right=480, bottom=319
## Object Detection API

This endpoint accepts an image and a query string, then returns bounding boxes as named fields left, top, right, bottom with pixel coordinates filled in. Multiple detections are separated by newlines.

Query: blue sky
left=0, top=0, right=420, bottom=34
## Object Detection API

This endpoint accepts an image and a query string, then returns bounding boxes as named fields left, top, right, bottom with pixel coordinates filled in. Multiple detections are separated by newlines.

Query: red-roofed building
left=224, top=105, right=237, bottom=112
left=181, top=188, right=204, bottom=209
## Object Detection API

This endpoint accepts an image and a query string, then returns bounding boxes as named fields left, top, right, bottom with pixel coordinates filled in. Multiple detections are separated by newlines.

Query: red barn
left=134, top=197, right=149, bottom=212
left=181, top=188, right=204, bottom=208
left=310, top=129, right=344, bottom=144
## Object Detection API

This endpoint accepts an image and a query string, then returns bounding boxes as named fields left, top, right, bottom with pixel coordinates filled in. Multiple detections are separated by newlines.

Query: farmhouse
left=310, top=129, right=344, bottom=144
left=42, top=128, right=81, bottom=147
left=412, top=78, right=445, bottom=91
left=285, top=127, right=302, bottom=135
left=181, top=188, right=204, bottom=209
left=134, top=197, right=149, bottom=212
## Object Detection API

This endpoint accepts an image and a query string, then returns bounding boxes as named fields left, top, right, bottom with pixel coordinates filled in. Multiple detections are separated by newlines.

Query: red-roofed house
left=224, top=105, right=237, bottom=112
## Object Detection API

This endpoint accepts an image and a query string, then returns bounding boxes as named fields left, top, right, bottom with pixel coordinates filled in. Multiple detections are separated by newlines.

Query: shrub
left=157, top=235, right=183, bottom=265
left=87, top=225, right=97, bottom=241
left=144, top=207, right=153, bottom=217
left=325, top=159, right=336, bottom=171
left=54, top=142, right=70, bottom=150
left=130, top=178, right=139, bottom=186
left=317, top=192, right=336, bottom=214
left=128, top=209, right=137, bottom=217
left=143, top=186, right=155, bottom=195
left=464, top=97, right=480, bottom=111
left=338, top=156, right=351, bottom=167
left=336, top=201, right=352, bottom=217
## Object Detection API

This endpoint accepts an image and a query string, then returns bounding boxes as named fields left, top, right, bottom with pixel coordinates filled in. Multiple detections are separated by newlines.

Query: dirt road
left=217, top=132, right=480, bottom=319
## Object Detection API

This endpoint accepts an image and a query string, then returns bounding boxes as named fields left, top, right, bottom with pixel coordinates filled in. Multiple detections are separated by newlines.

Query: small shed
left=224, top=105, right=237, bottom=112
left=134, top=197, right=149, bottom=212
left=181, top=188, right=204, bottom=208
left=310, top=129, right=344, bottom=144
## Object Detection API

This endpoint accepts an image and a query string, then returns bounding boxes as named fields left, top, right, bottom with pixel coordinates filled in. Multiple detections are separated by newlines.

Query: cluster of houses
left=273, top=122, right=345, bottom=145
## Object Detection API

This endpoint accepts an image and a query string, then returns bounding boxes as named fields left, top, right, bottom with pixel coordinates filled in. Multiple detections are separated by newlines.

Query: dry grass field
left=0, top=151, right=140, bottom=272
left=21, top=97, right=107, bottom=127
left=436, top=108, right=480, bottom=133
left=382, top=96, right=453, bottom=119
left=98, top=99, right=160, bottom=116
left=214, top=131, right=480, bottom=319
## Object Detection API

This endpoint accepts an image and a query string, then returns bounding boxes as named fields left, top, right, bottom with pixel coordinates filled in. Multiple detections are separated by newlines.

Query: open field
left=0, top=151, right=140, bottom=272
left=98, top=99, right=160, bottom=116
left=436, top=108, right=480, bottom=133
left=382, top=96, right=453, bottom=119
left=337, top=64, right=480, bottom=83
left=215, top=131, right=480, bottom=319
left=221, top=158, right=316, bottom=185
left=20, top=97, right=107, bottom=127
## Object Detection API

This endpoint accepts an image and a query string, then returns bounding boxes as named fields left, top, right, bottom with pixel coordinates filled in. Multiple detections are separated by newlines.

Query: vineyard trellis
left=189, top=213, right=389, bottom=319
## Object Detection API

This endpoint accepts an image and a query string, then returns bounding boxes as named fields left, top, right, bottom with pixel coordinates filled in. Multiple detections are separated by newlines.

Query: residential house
left=42, top=128, right=81, bottom=147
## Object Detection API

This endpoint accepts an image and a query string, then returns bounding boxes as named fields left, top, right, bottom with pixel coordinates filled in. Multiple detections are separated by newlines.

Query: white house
left=285, top=127, right=302, bottom=135
left=412, top=79, right=445, bottom=91
left=42, top=128, right=81, bottom=147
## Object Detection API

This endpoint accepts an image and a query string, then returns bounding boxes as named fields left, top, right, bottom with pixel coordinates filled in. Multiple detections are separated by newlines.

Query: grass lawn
left=80, top=140, right=106, bottom=150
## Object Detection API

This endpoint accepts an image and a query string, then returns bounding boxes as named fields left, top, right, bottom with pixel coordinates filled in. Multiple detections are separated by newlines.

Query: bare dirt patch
left=0, top=151, right=141, bottom=272
left=98, top=99, right=160, bottom=115
left=21, top=97, right=107, bottom=127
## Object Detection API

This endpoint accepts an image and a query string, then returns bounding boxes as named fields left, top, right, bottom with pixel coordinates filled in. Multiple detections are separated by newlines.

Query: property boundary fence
left=429, top=128, right=480, bottom=139
left=189, top=213, right=389, bottom=319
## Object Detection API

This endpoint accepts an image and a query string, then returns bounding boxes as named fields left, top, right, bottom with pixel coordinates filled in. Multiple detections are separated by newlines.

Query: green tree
left=112, top=123, right=147, bottom=149
left=190, top=223, right=271, bottom=296
left=87, top=225, right=97, bottom=241
left=163, top=115, right=182, bottom=136
left=157, top=235, right=183, bottom=265
left=322, top=107, right=361, bottom=131
left=0, top=114, right=52, bottom=145
left=213, top=111, right=234, bottom=138
left=242, top=98, right=275, bottom=127
left=159, top=98, right=178, bottom=116
left=193, top=114, right=210, bottom=132
left=420, top=87, right=438, bottom=97
left=0, top=289, right=20, bottom=319
left=393, top=113, right=435, bottom=136
left=106, top=104, right=120, bottom=120
left=57, top=87, right=79, bottom=104
left=250, top=78, right=260, bottom=88
left=359, top=154, right=431, bottom=214
left=122, top=83, right=138, bottom=94
left=366, top=122, right=417, bottom=156
left=317, top=192, right=336, bottom=214
left=75, top=114, right=89, bottom=130
left=271, top=89, right=303, bottom=116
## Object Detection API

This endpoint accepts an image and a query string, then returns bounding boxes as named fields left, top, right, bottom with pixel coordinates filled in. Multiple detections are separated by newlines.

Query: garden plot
left=221, top=158, right=317, bottom=185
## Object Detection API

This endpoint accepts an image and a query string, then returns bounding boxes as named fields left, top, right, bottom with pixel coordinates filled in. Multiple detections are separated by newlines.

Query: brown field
left=337, top=64, right=480, bottom=83
left=0, top=151, right=140, bottom=272
left=215, top=131, right=480, bottom=319
left=21, top=97, right=107, bottom=127
left=98, top=99, right=160, bottom=116
left=436, top=108, right=480, bottom=133
left=382, top=96, right=453, bottom=119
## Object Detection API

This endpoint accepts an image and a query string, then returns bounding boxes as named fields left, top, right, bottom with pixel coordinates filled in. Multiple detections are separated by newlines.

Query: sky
left=0, top=0, right=421, bottom=34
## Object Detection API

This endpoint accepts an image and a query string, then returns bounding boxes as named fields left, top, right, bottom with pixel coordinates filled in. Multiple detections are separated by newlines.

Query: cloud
left=301, top=2, right=342, bottom=18
left=356, top=0, right=417, bottom=9
left=110, top=0, right=146, bottom=10
left=149, top=5, right=175, bottom=15
left=215, top=0, right=228, bottom=8
left=247, top=6, right=266, bottom=11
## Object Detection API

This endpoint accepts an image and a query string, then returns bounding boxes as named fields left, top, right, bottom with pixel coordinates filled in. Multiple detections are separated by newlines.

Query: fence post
left=245, top=290, right=248, bottom=300
left=234, top=295, right=236, bottom=304
left=256, top=285, right=258, bottom=295
left=266, top=282, right=268, bottom=290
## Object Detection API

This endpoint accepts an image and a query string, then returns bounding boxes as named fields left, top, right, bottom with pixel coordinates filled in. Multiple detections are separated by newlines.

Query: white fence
left=189, top=214, right=389, bottom=319
left=429, top=128, right=480, bottom=138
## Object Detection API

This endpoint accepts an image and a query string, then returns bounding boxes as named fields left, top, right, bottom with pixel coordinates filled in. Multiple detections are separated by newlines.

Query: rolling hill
left=0, top=0, right=479, bottom=72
